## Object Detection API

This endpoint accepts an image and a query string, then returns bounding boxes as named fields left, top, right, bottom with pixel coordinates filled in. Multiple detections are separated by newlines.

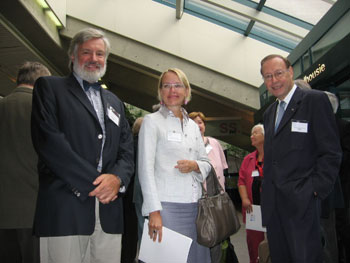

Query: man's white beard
left=73, top=58, right=107, bottom=83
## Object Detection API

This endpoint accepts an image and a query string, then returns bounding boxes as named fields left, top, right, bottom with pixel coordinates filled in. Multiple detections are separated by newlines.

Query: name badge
left=291, top=120, right=308, bottom=133
left=167, top=131, right=182, bottom=142
left=107, top=106, right=120, bottom=126
left=251, top=170, right=259, bottom=177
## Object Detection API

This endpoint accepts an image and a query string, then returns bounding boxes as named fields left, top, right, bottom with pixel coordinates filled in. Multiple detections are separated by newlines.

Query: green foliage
left=124, top=103, right=147, bottom=126
left=226, top=144, right=249, bottom=159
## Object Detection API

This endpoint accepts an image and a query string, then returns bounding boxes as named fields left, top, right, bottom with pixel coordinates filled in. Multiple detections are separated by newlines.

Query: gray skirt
left=160, top=202, right=211, bottom=263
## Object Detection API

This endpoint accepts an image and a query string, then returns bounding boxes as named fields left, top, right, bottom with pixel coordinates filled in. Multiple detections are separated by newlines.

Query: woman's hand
left=148, top=211, right=163, bottom=242
left=175, top=160, right=199, bottom=173
left=242, top=197, right=253, bottom=213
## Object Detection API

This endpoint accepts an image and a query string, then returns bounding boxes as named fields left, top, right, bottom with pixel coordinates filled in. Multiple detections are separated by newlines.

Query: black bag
left=196, top=167, right=241, bottom=247
left=221, top=239, right=239, bottom=263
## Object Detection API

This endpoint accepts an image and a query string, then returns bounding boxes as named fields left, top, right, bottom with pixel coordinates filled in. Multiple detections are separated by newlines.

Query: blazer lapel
left=100, top=88, right=111, bottom=123
left=67, top=75, right=99, bottom=121
left=264, top=101, right=278, bottom=138
left=275, top=87, right=303, bottom=134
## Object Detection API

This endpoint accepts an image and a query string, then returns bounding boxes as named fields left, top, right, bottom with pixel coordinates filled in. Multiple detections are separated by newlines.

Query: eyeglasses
left=162, top=83, right=185, bottom=90
left=263, top=69, right=289, bottom=81
left=251, top=131, right=263, bottom=136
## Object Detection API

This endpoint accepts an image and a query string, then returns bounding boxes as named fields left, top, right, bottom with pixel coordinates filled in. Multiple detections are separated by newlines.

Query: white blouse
left=138, top=106, right=211, bottom=216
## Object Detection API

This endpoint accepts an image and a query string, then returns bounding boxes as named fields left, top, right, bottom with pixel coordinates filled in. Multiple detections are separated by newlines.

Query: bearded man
left=31, top=28, right=134, bottom=263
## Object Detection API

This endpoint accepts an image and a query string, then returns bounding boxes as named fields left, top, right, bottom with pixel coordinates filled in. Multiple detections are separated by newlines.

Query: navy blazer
left=31, top=74, right=134, bottom=236
left=261, top=87, right=342, bottom=225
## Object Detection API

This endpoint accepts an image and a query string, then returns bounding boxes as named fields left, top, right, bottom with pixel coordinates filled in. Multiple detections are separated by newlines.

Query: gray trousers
left=40, top=200, right=122, bottom=263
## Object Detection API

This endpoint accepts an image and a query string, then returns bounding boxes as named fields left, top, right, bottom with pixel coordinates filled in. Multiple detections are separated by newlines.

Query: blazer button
left=76, top=192, right=81, bottom=197
left=98, top=134, right=103, bottom=139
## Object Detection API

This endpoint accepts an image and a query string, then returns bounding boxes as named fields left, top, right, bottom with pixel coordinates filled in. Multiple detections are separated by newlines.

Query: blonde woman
left=138, top=68, right=211, bottom=262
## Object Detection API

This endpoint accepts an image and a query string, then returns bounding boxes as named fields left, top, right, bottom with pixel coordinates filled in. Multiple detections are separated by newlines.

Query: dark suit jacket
left=261, top=87, right=342, bottom=225
left=0, top=87, right=39, bottom=228
left=31, top=74, right=134, bottom=236
left=337, top=117, right=350, bottom=208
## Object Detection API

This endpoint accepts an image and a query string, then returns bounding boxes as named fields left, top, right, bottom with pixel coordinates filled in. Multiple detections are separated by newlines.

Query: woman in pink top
left=189, top=111, right=231, bottom=263
left=238, top=124, right=265, bottom=263
left=189, top=112, right=228, bottom=190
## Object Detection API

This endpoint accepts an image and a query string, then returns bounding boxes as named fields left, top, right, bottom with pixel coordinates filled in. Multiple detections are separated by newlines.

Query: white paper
left=245, top=205, right=266, bottom=232
left=138, top=219, right=193, bottom=263
left=251, top=170, right=259, bottom=177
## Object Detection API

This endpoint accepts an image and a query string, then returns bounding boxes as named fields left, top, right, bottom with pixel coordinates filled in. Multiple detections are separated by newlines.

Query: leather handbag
left=196, top=166, right=241, bottom=247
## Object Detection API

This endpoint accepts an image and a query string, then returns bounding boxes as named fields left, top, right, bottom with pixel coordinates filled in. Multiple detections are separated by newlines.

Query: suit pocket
left=290, top=131, right=307, bottom=150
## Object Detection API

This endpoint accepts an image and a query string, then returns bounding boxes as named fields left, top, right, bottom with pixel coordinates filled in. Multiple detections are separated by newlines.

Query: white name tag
left=291, top=121, right=308, bottom=133
left=167, top=131, right=182, bottom=142
left=107, top=106, right=120, bottom=126
left=251, top=170, right=259, bottom=177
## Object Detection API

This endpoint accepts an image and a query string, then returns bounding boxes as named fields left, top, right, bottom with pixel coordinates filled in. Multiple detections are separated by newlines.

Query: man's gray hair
left=324, top=91, right=339, bottom=114
left=294, top=79, right=312, bottom=90
left=67, top=28, right=111, bottom=71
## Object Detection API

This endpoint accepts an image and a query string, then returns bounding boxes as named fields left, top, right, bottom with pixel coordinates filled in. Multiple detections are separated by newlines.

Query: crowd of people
left=0, top=27, right=349, bottom=263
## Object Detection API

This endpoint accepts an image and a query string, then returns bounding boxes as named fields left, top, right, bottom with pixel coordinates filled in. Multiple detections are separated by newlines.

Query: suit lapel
left=67, top=75, right=99, bottom=122
left=264, top=101, right=278, bottom=138
left=275, top=87, right=303, bottom=134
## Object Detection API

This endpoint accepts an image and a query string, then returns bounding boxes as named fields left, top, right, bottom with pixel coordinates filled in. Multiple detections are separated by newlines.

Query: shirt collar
left=278, top=84, right=297, bottom=107
left=159, top=105, right=189, bottom=123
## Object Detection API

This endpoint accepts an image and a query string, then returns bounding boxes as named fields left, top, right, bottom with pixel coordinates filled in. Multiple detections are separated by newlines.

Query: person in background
left=189, top=111, right=231, bottom=263
left=132, top=117, right=145, bottom=243
left=121, top=116, right=141, bottom=263
left=189, top=111, right=228, bottom=190
left=324, top=91, right=349, bottom=263
left=332, top=98, right=350, bottom=263
left=31, top=28, right=134, bottom=263
left=260, top=54, right=342, bottom=262
left=238, top=123, right=265, bottom=263
left=138, top=68, right=212, bottom=263
left=296, top=80, right=344, bottom=262
left=0, top=61, right=51, bottom=263
left=293, top=78, right=312, bottom=90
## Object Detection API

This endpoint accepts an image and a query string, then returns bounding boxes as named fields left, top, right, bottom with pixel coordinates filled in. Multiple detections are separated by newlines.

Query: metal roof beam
left=204, top=0, right=309, bottom=39
left=256, top=0, right=266, bottom=11
left=244, top=20, right=255, bottom=36
left=176, top=0, right=184, bottom=19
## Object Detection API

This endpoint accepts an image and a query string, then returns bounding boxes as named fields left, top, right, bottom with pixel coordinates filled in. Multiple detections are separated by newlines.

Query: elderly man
left=260, top=54, right=342, bottom=262
left=31, top=28, right=134, bottom=263
left=0, top=61, right=50, bottom=263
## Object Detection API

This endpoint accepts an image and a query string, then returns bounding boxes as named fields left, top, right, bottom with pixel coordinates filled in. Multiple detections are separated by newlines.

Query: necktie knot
left=279, top=101, right=286, bottom=111
left=83, top=80, right=102, bottom=91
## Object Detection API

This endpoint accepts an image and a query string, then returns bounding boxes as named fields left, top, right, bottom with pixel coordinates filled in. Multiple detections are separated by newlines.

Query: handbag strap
left=201, top=165, right=224, bottom=197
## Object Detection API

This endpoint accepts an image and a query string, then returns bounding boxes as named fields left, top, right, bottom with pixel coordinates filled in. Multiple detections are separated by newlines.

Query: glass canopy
left=155, top=0, right=336, bottom=52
